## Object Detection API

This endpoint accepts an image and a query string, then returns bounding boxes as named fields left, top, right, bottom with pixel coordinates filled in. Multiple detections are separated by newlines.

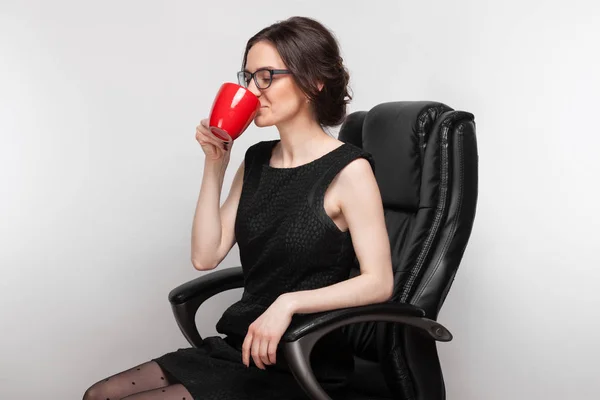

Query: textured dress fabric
left=153, top=139, right=375, bottom=399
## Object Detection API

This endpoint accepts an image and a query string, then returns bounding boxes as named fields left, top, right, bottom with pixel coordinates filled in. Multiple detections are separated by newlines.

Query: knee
left=82, top=384, right=102, bottom=400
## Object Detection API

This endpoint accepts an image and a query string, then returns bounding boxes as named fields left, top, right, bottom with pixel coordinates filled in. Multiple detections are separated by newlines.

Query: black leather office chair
left=167, top=101, right=478, bottom=400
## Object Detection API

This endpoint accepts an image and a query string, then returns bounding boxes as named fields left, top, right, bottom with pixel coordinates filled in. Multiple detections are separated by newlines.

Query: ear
left=317, top=82, right=324, bottom=92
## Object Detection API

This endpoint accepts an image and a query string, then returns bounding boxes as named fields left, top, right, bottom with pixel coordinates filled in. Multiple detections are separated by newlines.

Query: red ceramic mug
left=209, top=82, right=261, bottom=143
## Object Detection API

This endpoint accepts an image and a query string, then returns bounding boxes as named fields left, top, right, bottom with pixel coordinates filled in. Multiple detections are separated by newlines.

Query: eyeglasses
left=237, top=68, right=291, bottom=90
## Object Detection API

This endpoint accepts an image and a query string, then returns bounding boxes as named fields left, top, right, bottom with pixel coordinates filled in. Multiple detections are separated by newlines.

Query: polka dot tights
left=82, top=361, right=193, bottom=400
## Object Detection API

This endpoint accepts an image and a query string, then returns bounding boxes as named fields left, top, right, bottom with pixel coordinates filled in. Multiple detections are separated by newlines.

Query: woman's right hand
left=196, top=118, right=231, bottom=161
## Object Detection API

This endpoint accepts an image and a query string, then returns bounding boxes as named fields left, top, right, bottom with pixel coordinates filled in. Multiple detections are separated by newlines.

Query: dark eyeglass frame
left=237, top=68, right=291, bottom=89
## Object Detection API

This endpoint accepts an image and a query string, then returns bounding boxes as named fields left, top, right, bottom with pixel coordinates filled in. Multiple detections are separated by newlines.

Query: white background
left=1, top=1, right=599, bottom=398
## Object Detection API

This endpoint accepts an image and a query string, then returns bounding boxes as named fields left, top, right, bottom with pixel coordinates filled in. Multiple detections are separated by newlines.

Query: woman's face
left=243, top=41, right=310, bottom=128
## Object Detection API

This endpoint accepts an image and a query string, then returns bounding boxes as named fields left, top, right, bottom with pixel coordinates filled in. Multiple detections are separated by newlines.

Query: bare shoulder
left=337, top=156, right=375, bottom=186
left=329, top=155, right=378, bottom=208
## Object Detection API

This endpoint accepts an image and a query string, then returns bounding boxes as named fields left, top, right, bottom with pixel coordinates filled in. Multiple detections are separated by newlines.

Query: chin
left=254, top=115, right=274, bottom=128
left=253, top=119, right=268, bottom=128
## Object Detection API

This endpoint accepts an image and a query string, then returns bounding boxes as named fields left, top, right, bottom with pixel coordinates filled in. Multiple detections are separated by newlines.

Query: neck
left=274, top=112, right=331, bottom=167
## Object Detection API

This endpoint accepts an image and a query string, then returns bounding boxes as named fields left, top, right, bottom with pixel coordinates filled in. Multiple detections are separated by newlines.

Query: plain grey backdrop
left=1, top=0, right=599, bottom=399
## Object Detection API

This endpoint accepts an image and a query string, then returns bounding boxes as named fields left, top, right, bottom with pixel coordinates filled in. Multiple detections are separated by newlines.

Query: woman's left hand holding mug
left=196, top=118, right=232, bottom=162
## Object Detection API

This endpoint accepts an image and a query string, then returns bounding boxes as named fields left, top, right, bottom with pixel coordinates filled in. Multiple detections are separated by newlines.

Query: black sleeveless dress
left=153, top=140, right=374, bottom=399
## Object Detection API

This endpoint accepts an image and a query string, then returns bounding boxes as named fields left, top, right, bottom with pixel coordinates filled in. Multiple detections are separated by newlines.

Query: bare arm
left=281, top=157, right=393, bottom=311
left=191, top=157, right=244, bottom=270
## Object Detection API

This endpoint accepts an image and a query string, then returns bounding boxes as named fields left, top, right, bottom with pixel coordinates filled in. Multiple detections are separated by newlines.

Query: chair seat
left=344, top=392, right=391, bottom=400
left=347, top=356, right=393, bottom=398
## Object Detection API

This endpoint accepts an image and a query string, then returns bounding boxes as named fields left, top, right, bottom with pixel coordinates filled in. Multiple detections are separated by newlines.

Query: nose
left=247, top=79, right=261, bottom=97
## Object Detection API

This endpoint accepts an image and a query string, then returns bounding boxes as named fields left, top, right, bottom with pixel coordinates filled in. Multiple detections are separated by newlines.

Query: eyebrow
left=243, top=66, right=277, bottom=72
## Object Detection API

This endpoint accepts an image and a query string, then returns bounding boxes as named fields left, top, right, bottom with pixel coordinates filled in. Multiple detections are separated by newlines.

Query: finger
left=259, top=338, right=271, bottom=366
left=207, top=135, right=229, bottom=154
left=197, top=128, right=223, bottom=148
left=198, top=137, right=222, bottom=153
left=242, top=333, right=253, bottom=367
left=197, top=134, right=224, bottom=159
left=251, top=338, right=265, bottom=370
left=196, top=122, right=210, bottom=133
left=196, top=131, right=216, bottom=149
left=219, top=140, right=231, bottom=154
left=267, top=338, right=278, bottom=365
left=195, top=121, right=217, bottom=139
left=215, top=143, right=228, bottom=159
left=206, top=132, right=230, bottom=150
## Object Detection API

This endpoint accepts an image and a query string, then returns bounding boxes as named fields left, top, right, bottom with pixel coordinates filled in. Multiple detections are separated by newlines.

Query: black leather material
left=349, top=357, right=393, bottom=398
left=362, top=102, right=451, bottom=210
left=396, top=111, right=478, bottom=400
left=168, top=266, right=244, bottom=305
left=282, top=303, right=452, bottom=342
left=282, top=303, right=425, bottom=341
left=167, top=101, right=478, bottom=400
left=337, top=101, right=478, bottom=400
left=337, top=111, right=368, bottom=148
left=167, top=267, right=244, bottom=346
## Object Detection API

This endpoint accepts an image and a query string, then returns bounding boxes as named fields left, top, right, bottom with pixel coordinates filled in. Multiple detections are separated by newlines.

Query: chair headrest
left=339, top=101, right=452, bottom=210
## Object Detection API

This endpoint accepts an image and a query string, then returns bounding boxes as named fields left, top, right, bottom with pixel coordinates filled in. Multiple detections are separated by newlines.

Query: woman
left=83, top=16, right=393, bottom=400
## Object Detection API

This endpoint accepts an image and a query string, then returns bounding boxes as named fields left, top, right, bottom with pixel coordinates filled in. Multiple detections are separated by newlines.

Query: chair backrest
left=339, top=101, right=478, bottom=399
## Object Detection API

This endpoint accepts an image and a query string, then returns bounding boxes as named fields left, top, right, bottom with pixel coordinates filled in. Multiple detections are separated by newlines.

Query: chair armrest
left=168, top=266, right=244, bottom=304
left=168, top=266, right=244, bottom=347
left=281, top=302, right=452, bottom=400
left=283, top=302, right=429, bottom=341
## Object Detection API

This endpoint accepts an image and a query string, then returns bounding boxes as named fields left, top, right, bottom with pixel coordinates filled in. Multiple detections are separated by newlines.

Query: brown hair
left=242, top=16, right=352, bottom=127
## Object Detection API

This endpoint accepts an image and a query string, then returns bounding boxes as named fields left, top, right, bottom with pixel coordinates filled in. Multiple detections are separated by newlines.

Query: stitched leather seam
left=413, top=123, right=465, bottom=302
left=400, top=120, right=450, bottom=302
